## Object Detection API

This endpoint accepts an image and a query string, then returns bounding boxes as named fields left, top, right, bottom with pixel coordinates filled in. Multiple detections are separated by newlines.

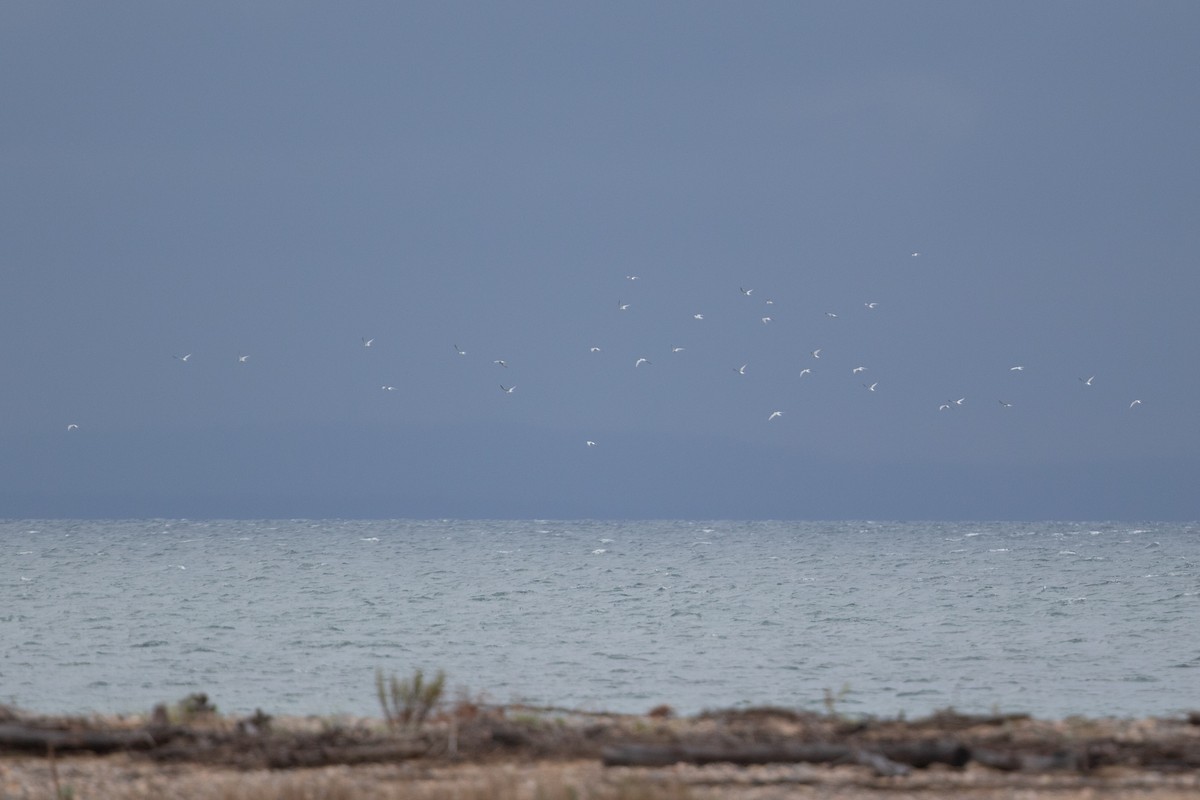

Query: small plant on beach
left=376, top=667, right=446, bottom=732
left=822, top=683, right=851, bottom=717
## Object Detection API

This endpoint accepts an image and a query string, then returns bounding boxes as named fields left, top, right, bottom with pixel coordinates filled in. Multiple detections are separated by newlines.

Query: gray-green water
left=3, top=520, right=1197, bottom=718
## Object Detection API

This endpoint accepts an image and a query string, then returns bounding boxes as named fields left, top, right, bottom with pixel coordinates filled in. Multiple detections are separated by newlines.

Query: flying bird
left=938, top=403, right=951, bottom=411
left=865, top=382, right=878, bottom=392
left=589, top=347, right=602, bottom=353
left=1080, top=375, right=1095, bottom=386
left=237, top=355, right=249, bottom=363
left=999, top=400, right=1013, bottom=408
left=635, top=357, right=650, bottom=367
left=811, top=349, right=821, bottom=359
left=693, top=313, right=704, bottom=320
left=66, top=424, right=79, bottom=431
left=825, top=312, right=838, bottom=318
left=735, top=364, right=747, bottom=375
left=768, top=411, right=783, bottom=421
left=799, top=368, right=812, bottom=377
left=864, top=302, right=879, bottom=309
left=500, top=385, right=515, bottom=394
left=625, top=275, right=640, bottom=281
left=671, top=346, right=686, bottom=353
left=911, top=252, right=920, bottom=257
left=852, top=366, right=867, bottom=374
left=174, top=353, right=192, bottom=362
left=955, top=397, right=966, bottom=406
left=454, top=344, right=467, bottom=356
left=761, top=316, right=772, bottom=324
left=740, top=287, right=753, bottom=296
left=618, top=300, right=630, bottom=311
left=586, top=440, right=597, bottom=446
left=493, top=360, right=508, bottom=368
left=1010, top=365, right=1024, bottom=372
left=362, top=338, right=374, bottom=347
left=1129, top=399, right=1142, bottom=408
left=381, top=385, right=396, bottom=391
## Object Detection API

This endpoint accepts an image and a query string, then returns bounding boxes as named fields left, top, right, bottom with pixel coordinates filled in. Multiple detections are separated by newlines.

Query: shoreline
left=3, top=702, right=1199, bottom=799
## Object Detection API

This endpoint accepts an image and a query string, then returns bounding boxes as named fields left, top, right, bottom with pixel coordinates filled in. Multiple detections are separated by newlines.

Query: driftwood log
left=602, top=739, right=974, bottom=777
left=0, top=723, right=179, bottom=754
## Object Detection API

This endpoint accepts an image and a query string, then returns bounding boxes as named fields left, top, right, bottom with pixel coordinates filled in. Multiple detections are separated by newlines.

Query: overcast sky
left=2, top=2, right=1197, bottom=520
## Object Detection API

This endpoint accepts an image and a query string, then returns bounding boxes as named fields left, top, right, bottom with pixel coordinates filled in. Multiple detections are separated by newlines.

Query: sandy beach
left=3, top=701, right=1199, bottom=799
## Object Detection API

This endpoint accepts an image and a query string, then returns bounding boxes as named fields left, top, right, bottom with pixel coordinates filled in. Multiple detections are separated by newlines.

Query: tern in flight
left=768, top=411, right=783, bottom=421
left=66, top=424, right=79, bottom=431
left=586, top=440, right=597, bottom=446
left=761, top=316, right=772, bottom=324
left=740, top=287, right=753, bottom=296
left=939, top=403, right=951, bottom=411
left=589, top=347, right=602, bottom=353
left=865, top=302, right=879, bottom=309
left=799, top=368, right=812, bottom=377
left=635, top=358, right=650, bottom=367
left=811, top=349, right=821, bottom=359
left=825, top=312, right=838, bottom=318
left=626, top=275, right=639, bottom=281
left=381, top=385, right=396, bottom=391
left=999, top=400, right=1013, bottom=408
left=500, top=385, right=515, bottom=394
left=618, top=300, right=630, bottom=311
left=852, top=366, right=866, bottom=374
left=735, top=364, right=747, bottom=375
left=362, top=338, right=374, bottom=347
left=865, top=382, right=878, bottom=392
left=955, top=397, right=966, bottom=406
left=454, top=344, right=467, bottom=356
left=174, top=353, right=192, bottom=362
left=1080, top=375, right=1095, bottom=386
left=237, top=355, right=249, bottom=363
left=1129, top=399, right=1143, bottom=408
left=671, top=347, right=686, bottom=353
left=494, top=360, right=508, bottom=368
left=693, top=313, right=704, bottom=320
left=1010, top=365, right=1024, bottom=371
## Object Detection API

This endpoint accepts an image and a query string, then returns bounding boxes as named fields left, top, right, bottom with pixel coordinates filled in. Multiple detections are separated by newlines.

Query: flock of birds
left=60, top=255, right=1146, bottom=445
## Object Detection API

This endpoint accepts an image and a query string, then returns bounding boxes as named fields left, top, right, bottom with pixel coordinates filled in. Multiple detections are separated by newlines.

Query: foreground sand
left=3, top=703, right=1199, bottom=799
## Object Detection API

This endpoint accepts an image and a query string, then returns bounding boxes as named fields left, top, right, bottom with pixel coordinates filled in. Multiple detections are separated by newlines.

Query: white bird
left=1129, top=399, right=1143, bottom=408
left=494, top=360, right=508, bottom=368
left=174, top=353, right=192, bottom=362
left=735, top=364, right=747, bottom=375
left=671, top=346, right=686, bottom=353
left=811, top=349, right=821, bottom=359
left=454, top=344, right=467, bottom=356
left=589, top=346, right=602, bottom=353
left=938, top=403, right=951, bottom=411
left=864, top=302, right=879, bottom=309
left=381, top=385, right=396, bottom=391
left=955, top=397, right=966, bottom=406
left=586, top=440, right=597, bottom=446
left=362, top=338, right=374, bottom=347
left=237, top=355, right=249, bottom=363
left=635, top=357, right=650, bottom=367
left=625, top=275, right=640, bottom=281
left=1080, top=375, right=1095, bottom=386
left=740, top=287, right=753, bottom=296
left=799, top=368, right=812, bottom=377
left=825, top=311, right=838, bottom=318
left=1010, top=365, right=1024, bottom=371
left=852, top=366, right=866, bottom=374
left=911, top=252, right=920, bottom=257
left=765, top=298, right=774, bottom=305
left=618, top=300, right=630, bottom=311
left=768, top=411, right=783, bottom=421
left=999, top=400, right=1013, bottom=408
left=761, top=316, right=772, bottom=324
left=693, top=313, right=704, bottom=320
left=500, top=385, right=515, bottom=394
left=66, top=424, right=79, bottom=431
left=865, top=382, right=878, bottom=392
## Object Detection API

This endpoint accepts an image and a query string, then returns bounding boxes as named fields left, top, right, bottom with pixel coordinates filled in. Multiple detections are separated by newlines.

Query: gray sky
left=3, top=2, right=1197, bottom=519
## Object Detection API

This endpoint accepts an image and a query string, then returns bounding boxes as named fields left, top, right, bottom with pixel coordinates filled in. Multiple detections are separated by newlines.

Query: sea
left=3, top=519, right=1197, bottom=720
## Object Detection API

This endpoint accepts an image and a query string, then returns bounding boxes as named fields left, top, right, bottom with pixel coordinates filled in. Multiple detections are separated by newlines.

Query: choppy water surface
left=3, top=520, right=1197, bottom=718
